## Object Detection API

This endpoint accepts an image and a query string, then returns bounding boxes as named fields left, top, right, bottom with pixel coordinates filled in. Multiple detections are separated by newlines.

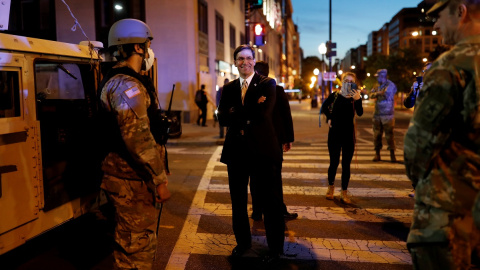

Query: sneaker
left=340, top=190, right=352, bottom=204
left=326, top=185, right=334, bottom=200
left=408, top=189, right=415, bottom=198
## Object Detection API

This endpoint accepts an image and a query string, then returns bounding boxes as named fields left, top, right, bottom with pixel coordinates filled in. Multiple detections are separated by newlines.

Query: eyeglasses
left=236, top=56, right=254, bottom=62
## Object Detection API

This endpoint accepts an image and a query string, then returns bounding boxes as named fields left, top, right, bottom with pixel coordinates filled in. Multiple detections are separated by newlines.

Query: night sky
left=291, top=0, right=423, bottom=59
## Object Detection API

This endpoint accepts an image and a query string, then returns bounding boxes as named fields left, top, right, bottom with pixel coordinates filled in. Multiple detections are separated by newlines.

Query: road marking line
left=205, top=184, right=412, bottom=197
left=192, top=203, right=413, bottom=223
left=286, top=151, right=404, bottom=156
left=282, top=162, right=406, bottom=169
left=289, top=146, right=401, bottom=151
left=214, top=161, right=407, bottom=169
left=283, top=155, right=402, bottom=161
left=362, top=127, right=408, bottom=136
left=166, top=146, right=223, bottom=270
left=174, top=233, right=411, bottom=264
left=210, top=171, right=410, bottom=182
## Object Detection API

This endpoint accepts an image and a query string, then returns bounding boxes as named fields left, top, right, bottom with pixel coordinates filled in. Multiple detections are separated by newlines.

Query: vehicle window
left=0, top=70, right=20, bottom=118
left=35, top=63, right=85, bottom=100
left=34, top=60, right=101, bottom=211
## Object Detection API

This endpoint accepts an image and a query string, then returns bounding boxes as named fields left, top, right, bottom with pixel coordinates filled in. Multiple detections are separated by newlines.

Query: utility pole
left=328, top=0, right=332, bottom=94
left=245, top=1, right=251, bottom=44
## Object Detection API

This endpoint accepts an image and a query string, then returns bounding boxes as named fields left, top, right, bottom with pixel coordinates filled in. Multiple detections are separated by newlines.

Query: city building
left=367, top=23, right=390, bottom=57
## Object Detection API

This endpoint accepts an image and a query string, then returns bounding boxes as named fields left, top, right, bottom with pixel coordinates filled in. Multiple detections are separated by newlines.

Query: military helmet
left=427, top=0, right=449, bottom=16
left=108, top=18, right=153, bottom=48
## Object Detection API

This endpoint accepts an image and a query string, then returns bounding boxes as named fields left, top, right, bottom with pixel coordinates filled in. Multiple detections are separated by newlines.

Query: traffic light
left=249, top=0, right=263, bottom=9
left=326, top=41, right=337, bottom=57
left=254, top=23, right=265, bottom=46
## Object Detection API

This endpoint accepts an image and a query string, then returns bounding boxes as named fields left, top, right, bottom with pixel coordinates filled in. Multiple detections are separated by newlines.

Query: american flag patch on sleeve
left=124, top=87, right=141, bottom=99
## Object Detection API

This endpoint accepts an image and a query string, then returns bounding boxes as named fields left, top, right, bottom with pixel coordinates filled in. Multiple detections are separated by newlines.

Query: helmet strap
left=117, top=45, right=128, bottom=59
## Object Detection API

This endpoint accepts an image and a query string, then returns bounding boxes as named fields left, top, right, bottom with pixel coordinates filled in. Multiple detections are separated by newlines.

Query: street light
left=318, top=43, right=327, bottom=55
left=313, top=68, right=319, bottom=75
left=351, top=65, right=356, bottom=70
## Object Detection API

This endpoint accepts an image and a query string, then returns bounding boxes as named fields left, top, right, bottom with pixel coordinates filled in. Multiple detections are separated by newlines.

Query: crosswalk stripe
left=362, top=128, right=408, bottom=136
left=282, top=162, right=406, bottom=169
left=193, top=203, right=412, bottom=223
left=173, top=233, right=411, bottom=264
left=283, top=155, right=400, bottom=161
left=286, top=151, right=400, bottom=155
left=215, top=161, right=407, bottom=169
left=166, top=146, right=223, bottom=270
left=210, top=171, right=410, bottom=182
left=205, top=184, right=412, bottom=197
left=289, top=146, right=399, bottom=151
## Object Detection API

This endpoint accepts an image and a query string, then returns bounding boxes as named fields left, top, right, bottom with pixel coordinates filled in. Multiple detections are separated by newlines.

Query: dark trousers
left=251, top=150, right=288, bottom=215
left=228, top=156, right=285, bottom=254
left=197, top=104, right=207, bottom=126
left=372, top=116, right=395, bottom=151
left=328, top=131, right=355, bottom=190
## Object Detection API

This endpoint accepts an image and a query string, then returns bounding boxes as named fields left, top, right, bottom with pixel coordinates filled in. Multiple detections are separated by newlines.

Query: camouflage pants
left=101, top=175, right=158, bottom=270
left=410, top=244, right=456, bottom=270
left=372, top=115, right=395, bottom=151
left=410, top=242, right=480, bottom=270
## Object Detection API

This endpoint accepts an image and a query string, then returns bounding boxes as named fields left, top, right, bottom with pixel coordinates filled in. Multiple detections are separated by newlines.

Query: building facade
left=4, top=0, right=295, bottom=123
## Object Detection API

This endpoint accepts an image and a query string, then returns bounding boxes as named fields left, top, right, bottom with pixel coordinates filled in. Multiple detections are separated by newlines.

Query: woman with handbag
left=320, top=72, right=363, bottom=203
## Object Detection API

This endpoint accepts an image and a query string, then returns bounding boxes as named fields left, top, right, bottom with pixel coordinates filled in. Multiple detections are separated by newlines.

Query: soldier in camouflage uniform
left=99, top=19, right=170, bottom=270
left=370, top=69, right=397, bottom=162
left=404, top=1, right=480, bottom=269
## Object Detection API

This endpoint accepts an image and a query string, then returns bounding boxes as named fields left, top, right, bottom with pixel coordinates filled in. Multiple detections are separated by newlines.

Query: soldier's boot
left=326, top=185, right=334, bottom=200
left=373, top=150, right=381, bottom=162
left=390, top=150, right=397, bottom=163
left=340, top=190, right=352, bottom=204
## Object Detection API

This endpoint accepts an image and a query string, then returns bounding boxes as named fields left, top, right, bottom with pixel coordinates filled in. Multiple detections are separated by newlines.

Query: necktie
left=241, top=80, right=248, bottom=104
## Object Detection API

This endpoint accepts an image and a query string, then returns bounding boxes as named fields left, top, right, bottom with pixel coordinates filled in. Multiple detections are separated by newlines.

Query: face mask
left=142, top=48, right=155, bottom=71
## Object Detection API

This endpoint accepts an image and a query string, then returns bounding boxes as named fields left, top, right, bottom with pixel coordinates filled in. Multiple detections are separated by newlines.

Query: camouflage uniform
left=100, top=62, right=167, bottom=270
left=404, top=35, right=480, bottom=269
left=370, top=79, right=397, bottom=151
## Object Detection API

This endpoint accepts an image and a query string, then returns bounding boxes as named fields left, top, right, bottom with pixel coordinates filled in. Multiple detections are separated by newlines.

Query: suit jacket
left=273, top=85, right=294, bottom=145
left=218, top=73, right=282, bottom=165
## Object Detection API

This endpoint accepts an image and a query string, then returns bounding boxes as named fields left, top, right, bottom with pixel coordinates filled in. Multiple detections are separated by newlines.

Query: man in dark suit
left=218, top=45, right=285, bottom=264
left=251, top=61, right=297, bottom=221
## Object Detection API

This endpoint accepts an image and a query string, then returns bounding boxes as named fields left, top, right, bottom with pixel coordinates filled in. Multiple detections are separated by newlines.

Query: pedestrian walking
left=250, top=61, right=297, bottom=221
left=370, top=69, right=397, bottom=162
left=321, top=72, right=363, bottom=204
left=216, top=79, right=229, bottom=138
left=98, top=18, right=171, bottom=270
left=404, top=0, right=480, bottom=268
left=217, top=45, right=285, bottom=265
left=195, top=84, right=208, bottom=126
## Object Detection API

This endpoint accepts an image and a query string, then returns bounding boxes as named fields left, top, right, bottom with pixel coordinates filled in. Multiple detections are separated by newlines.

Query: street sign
left=324, top=72, right=336, bottom=81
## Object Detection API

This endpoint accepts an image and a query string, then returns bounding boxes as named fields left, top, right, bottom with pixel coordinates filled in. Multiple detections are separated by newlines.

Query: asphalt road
left=0, top=99, right=416, bottom=270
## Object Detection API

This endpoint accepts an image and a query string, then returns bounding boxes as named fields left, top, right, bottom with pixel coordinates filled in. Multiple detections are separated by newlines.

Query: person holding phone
left=320, top=72, right=363, bottom=203
left=404, top=62, right=432, bottom=108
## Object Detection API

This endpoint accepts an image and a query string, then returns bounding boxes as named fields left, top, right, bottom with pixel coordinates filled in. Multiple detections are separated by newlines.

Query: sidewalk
left=166, top=122, right=223, bottom=146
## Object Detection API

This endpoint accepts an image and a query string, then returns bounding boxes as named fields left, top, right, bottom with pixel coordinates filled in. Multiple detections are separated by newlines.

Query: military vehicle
left=0, top=32, right=105, bottom=255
